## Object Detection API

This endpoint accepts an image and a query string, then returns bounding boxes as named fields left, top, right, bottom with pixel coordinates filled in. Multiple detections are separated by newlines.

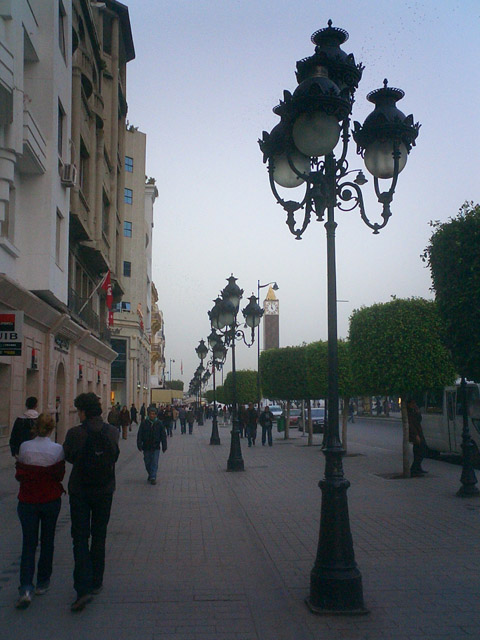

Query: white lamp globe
left=292, top=111, right=340, bottom=157
left=364, top=140, right=408, bottom=179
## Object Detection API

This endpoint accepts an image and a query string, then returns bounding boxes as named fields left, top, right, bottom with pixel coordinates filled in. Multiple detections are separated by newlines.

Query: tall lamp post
left=259, top=21, right=419, bottom=615
left=207, top=329, right=227, bottom=445
left=257, top=280, right=279, bottom=407
left=195, top=340, right=208, bottom=425
left=209, top=275, right=263, bottom=471
left=169, top=358, right=175, bottom=382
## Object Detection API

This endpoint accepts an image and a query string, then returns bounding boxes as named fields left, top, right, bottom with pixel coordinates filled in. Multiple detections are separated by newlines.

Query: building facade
left=0, top=0, right=135, bottom=445
left=110, top=128, right=156, bottom=409
left=150, top=281, right=165, bottom=389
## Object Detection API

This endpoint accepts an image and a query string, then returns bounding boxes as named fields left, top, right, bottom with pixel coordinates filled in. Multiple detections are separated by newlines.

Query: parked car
left=311, top=407, right=325, bottom=433
left=289, top=408, right=302, bottom=427
left=268, top=405, right=283, bottom=422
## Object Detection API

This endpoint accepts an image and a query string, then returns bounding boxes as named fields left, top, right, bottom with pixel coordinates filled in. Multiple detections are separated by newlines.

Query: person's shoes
left=70, top=594, right=93, bottom=612
left=149, top=478, right=156, bottom=485
left=410, top=471, right=424, bottom=477
left=35, top=582, right=50, bottom=595
left=91, top=585, right=103, bottom=595
left=15, top=591, right=33, bottom=609
left=419, top=468, right=429, bottom=473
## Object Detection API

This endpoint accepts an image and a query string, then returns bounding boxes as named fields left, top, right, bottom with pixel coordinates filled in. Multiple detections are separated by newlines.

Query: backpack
left=77, top=425, right=116, bottom=488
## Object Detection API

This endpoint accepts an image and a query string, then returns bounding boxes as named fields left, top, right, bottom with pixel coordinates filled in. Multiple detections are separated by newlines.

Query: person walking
left=259, top=406, right=274, bottom=447
left=172, top=406, right=179, bottom=431
left=164, top=405, right=174, bottom=437
left=14, top=413, right=65, bottom=609
left=186, top=407, right=195, bottom=434
left=9, top=397, right=39, bottom=457
left=119, top=406, right=130, bottom=440
left=348, top=400, right=355, bottom=423
left=63, top=393, right=120, bottom=612
left=107, top=404, right=120, bottom=433
left=139, top=403, right=146, bottom=422
left=179, top=406, right=187, bottom=434
left=137, top=407, right=167, bottom=485
left=407, top=399, right=427, bottom=477
left=130, top=404, right=138, bottom=430
left=245, top=402, right=258, bottom=447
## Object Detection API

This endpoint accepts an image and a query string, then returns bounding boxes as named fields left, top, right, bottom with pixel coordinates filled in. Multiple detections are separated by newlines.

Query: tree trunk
left=342, top=396, right=349, bottom=454
left=307, top=399, right=313, bottom=446
left=285, top=400, right=290, bottom=440
left=400, top=396, right=410, bottom=478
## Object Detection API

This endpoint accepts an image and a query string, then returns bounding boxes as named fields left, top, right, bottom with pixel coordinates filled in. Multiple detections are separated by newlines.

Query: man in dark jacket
left=63, top=393, right=119, bottom=612
left=407, top=398, right=427, bottom=477
left=245, top=403, right=258, bottom=447
left=259, top=406, right=274, bottom=447
left=137, top=407, right=167, bottom=485
left=9, top=397, right=39, bottom=456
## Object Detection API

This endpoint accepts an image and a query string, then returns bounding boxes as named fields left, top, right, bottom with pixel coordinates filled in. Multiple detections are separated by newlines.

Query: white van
left=420, top=382, right=480, bottom=464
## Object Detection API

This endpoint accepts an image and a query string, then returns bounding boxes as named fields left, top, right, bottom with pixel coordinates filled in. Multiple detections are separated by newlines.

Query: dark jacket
left=137, top=418, right=167, bottom=452
left=9, top=412, right=38, bottom=456
left=407, top=404, right=424, bottom=443
left=107, top=407, right=120, bottom=427
left=119, top=409, right=131, bottom=427
left=259, top=410, right=273, bottom=429
left=130, top=406, right=138, bottom=422
left=63, top=416, right=120, bottom=496
left=246, top=408, right=258, bottom=426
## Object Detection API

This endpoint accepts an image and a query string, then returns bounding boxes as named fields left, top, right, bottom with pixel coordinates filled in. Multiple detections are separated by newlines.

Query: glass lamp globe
left=292, top=111, right=341, bottom=157
left=272, top=150, right=310, bottom=188
left=364, top=140, right=408, bottom=179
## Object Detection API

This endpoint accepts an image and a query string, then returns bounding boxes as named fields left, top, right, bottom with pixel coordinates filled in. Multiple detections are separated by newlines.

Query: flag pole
left=77, top=272, right=108, bottom=315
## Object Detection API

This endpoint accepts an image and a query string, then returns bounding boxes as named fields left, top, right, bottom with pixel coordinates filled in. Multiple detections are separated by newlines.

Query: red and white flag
left=101, top=271, right=114, bottom=326
left=101, top=271, right=113, bottom=309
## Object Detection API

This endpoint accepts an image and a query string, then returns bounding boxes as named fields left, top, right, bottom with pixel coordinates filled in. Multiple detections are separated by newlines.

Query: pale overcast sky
left=125, top=0, right=480, bottom=386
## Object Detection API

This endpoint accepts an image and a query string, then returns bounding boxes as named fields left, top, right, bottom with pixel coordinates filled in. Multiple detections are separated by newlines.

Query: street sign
left=0, top=310, right=24, bottom=356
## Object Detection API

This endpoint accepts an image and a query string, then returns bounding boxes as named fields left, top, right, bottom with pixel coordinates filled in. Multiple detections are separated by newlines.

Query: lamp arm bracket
left=337, top=180, right=391, bottom=234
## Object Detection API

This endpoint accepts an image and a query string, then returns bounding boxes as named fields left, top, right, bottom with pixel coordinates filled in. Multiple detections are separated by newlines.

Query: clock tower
left=263, top=286, right=279, bottom=350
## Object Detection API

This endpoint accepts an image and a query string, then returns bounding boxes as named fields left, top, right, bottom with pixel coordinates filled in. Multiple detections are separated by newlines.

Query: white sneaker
left=15, top=591, right=33, bottom=609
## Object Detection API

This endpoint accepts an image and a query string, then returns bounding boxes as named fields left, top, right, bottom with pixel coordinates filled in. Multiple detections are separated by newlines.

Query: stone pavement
left=1, top=419, right=480, bottom=640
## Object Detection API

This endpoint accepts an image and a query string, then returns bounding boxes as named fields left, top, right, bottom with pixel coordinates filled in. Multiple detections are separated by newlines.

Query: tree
left=260, top=346, right=308, bottom=439
left=165, top=380, right=184, bottom=391
left=423, top=202, right=480, bottom=381
left=349, top=298, right=456, bottom=476
left=423, top=202, right=480, bottom=495
left=222, top=370, right=258, bottom=405
left=305, top=340, right=354, bottom=449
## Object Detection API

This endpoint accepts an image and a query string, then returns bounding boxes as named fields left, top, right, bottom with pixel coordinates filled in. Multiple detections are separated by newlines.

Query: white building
left=0, top=0, right=134, bottom=444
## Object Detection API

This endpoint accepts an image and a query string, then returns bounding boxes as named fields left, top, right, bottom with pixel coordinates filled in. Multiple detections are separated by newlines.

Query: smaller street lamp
left=209, top=275, right=264, bottom=471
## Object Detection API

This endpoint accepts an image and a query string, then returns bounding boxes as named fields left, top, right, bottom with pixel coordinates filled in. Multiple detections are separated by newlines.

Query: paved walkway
left=1, top=419, right=480, bottom=640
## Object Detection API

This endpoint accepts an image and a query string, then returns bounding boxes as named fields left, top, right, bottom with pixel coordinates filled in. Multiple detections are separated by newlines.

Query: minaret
left=263, top=285, right=279, bottom=350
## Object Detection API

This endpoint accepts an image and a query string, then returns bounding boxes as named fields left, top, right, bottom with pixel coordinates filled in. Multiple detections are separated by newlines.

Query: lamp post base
left=227, top=424, right=244, bottom=471
left=306, top=571, right=368, bottom=616
left=210, top=416, right=221, bottom=445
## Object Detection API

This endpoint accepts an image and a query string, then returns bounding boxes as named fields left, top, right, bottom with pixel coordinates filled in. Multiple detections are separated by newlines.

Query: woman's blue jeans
left=17, top=498, right=61, bottom=594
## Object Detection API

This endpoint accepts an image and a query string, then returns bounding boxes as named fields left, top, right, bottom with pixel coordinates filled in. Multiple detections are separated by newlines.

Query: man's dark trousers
left=70, top=493, right=113, bottom=596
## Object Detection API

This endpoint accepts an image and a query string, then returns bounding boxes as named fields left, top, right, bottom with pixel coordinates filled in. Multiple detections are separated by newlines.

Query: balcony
left=17, top=108, right=46, bottom=175
left=68, top=287, right=100, bottom=334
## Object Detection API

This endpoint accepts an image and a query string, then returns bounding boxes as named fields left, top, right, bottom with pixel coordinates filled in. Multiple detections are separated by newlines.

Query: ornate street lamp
left=257, top=280, right=279, bottom=407
left=206, top=329, right=227, bottom=445
left=209, top=276, right=263, bottom=471
left=195, top=341, right=208, bottom=425
left=259, top=21, right=419, bottom=615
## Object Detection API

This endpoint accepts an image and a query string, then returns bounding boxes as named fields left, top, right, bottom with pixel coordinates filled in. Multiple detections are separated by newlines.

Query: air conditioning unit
left=61, top=163, right=77, bottom=187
